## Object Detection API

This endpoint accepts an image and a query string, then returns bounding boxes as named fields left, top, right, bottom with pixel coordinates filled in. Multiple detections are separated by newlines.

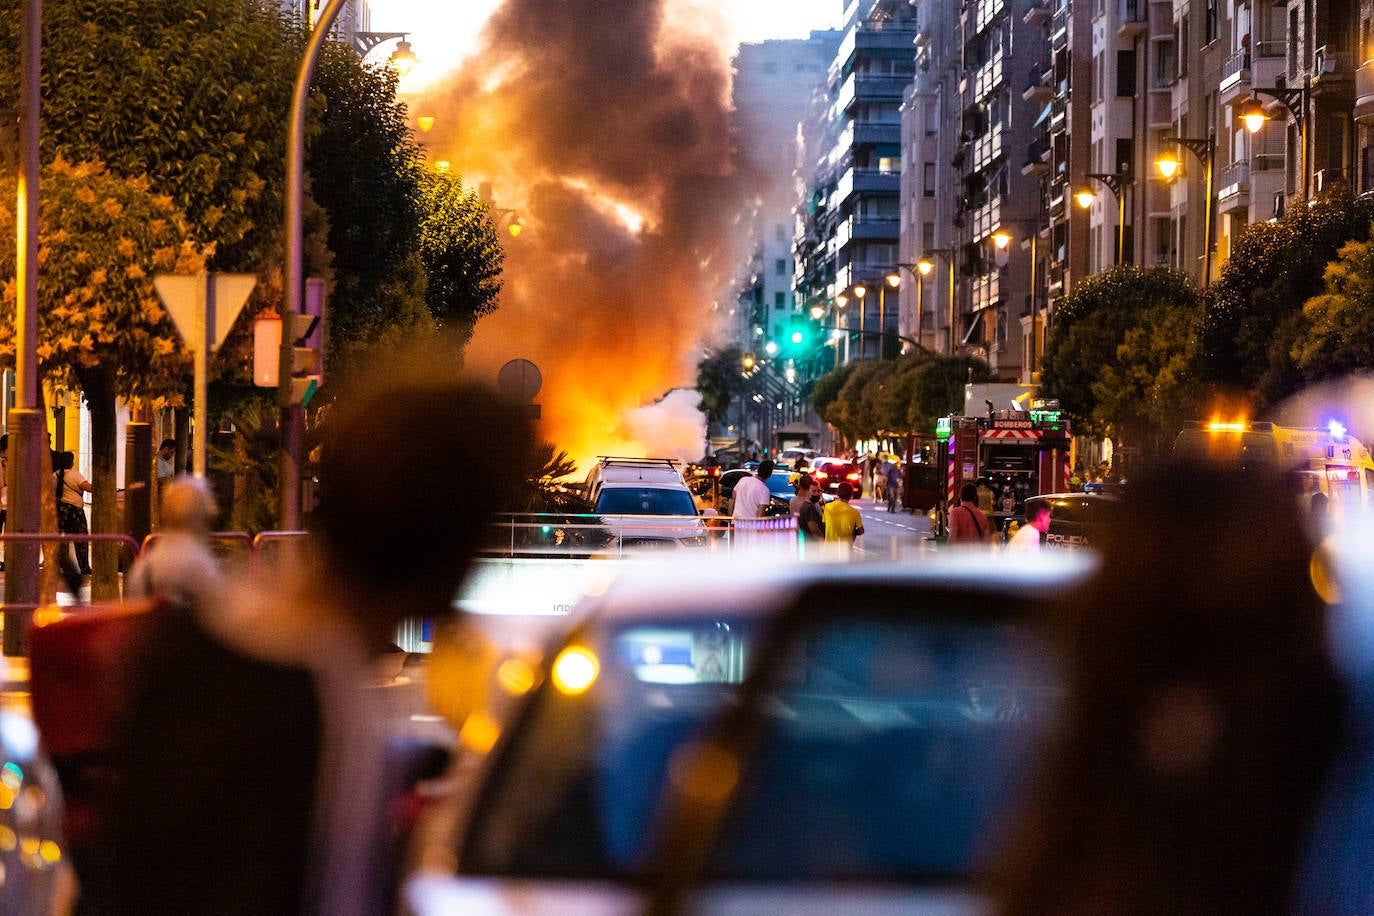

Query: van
left=1173, top=420, right=1374, bottom=510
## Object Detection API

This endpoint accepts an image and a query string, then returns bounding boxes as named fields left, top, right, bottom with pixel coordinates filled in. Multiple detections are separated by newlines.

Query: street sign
left=154, top=271, right=258, bottom=477
left=155, top=272, right=257, bottom=355
left=498, top=358, right=542, bottom=401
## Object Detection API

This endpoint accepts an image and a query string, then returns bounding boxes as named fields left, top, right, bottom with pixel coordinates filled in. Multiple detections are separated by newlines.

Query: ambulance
left=1172, top=419, right=1374, bottom=509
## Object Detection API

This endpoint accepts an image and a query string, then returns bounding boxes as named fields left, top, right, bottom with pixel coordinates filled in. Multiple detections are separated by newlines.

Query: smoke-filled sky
left=381, top=0, right=833, bottom=467
left=373, top=1, right=846, bottom=91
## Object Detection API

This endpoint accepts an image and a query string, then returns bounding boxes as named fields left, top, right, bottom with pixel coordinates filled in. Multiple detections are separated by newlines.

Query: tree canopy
left=812, top=351, right=992, bottom=442
left=0, top=158, right=205, bottom=405
left=695, top=346, right=748, bottom=426
left=1292, top=234, right=1374, bottom=383
left=1040, top=265, right=1204, bottom=457
left=1205, top=187, right=1374, bottom=408
left=417, top=169, right=505, bottom=334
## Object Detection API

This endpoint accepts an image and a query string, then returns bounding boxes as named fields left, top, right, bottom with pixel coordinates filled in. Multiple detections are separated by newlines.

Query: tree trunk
left=81, top=370, right=121, bottom=602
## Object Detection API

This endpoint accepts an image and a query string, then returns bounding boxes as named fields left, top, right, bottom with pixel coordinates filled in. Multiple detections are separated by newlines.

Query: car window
left=710, top=616, right=1058, bottom=881
left=461, top=604, right=1059, bottom=883
left=596, top=487, right=697, bottom=517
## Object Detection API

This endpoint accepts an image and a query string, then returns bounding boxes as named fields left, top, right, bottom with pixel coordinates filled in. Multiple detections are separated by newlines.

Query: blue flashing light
left=1328, top=419, right=1348, bottom=442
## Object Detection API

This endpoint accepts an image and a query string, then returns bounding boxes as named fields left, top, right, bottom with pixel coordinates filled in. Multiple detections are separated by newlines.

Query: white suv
left=585, top=458, right=707, bottom=550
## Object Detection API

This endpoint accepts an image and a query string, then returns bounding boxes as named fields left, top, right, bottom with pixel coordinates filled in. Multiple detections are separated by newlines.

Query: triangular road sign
left=154, top=271, right=257, bottom=354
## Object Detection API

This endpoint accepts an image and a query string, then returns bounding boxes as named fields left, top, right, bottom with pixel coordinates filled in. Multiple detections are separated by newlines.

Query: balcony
left=1357, top=59, right=1374, bottom=123
left=1022, top=139, right=1050, bottom=177
left=1023, top=0, right=1050, bottom=26
left=1312, top=46, right=1355, bottom=97
left=835, top=166, right=901, bottom=204
left=1023, top=68, right=1052, bottom=103
left=1118, top=0, right=1147, bottom=36
left=835, top=215, right=901, bottom=250
left=835, top=19, right=920, bottom=72
left=973, top=49, right=1005, bottom=102
left=836, top=71, right=916, bottom=112
left=1217, top=160, right=1250, bottom=215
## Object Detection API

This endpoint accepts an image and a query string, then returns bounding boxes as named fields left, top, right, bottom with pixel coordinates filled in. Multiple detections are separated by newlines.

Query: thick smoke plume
left=418, top=0, right=751, bottom=469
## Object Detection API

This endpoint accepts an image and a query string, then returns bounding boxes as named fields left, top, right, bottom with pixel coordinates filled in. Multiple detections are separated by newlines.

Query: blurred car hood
left=406, top=873, right=983, bottom=915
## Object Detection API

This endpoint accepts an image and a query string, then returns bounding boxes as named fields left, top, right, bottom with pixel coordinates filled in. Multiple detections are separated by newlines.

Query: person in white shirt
left=730, top=459, right=774, bottom=519
left=1007, top=503, right=1052, bottom=552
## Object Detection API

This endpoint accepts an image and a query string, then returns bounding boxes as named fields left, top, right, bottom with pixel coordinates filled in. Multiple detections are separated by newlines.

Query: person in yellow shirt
left=823, top=482, right=865, bottom=544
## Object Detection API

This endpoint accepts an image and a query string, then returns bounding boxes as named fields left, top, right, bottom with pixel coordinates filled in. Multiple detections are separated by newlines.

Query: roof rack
left=594, top=456, right=682, bottom=467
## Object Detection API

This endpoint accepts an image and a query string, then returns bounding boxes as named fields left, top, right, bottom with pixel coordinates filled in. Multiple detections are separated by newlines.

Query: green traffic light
left=790, top=330, right=804, bottom=345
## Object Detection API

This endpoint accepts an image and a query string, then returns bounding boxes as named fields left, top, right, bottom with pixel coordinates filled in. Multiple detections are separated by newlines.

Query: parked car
left=585, top=457, right=707, bottom=550
left=809, top=456, right=864, bottom=497
left=1020, top=491, right=1120, bottom=551
left=406, top=555, right=1089, bottom=914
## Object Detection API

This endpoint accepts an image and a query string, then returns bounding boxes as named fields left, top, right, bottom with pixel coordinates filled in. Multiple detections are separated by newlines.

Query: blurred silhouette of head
left=312, top=348, right=536, bottom=619
left=757, top=459, right=774, bottom=479
left=996, top=459, right=1341, bottom=915
left=160, top=477, right=218, bottom=536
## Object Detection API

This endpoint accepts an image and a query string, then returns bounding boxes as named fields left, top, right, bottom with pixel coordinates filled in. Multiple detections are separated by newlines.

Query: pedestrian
left=731, top=458, right=774, bottom=519
left=790, top=474, right=825, bottom=542
left=106, top=355, right=536, bottom=916
left=124, top=476, right=223, bottom=609
left=823, top=481, right=864, bottom=545
left=1006, top=502, right=1051, bottom=552
left=156, top=436, right=177, bottom=480
left=995, top=461, right=1341, bottom=915
left=54, top=450, right=93, bottom=576
left=948, top=483, right=991, bottom=545
left=885, top=460, right=902, bottom=512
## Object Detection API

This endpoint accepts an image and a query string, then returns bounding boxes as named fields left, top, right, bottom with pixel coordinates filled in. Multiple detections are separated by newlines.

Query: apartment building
left=733, top=35, right=839, bottom=347
left=797, top=0, right=918, bottom=365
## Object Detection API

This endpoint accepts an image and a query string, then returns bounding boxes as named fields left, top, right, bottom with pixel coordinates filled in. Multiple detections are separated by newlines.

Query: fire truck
left=934, top=403, right=1073, bottom=534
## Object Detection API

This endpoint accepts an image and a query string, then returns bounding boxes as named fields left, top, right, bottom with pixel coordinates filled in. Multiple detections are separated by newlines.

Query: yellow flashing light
left=1206, top=421, right=1247, bottom=432
left=551, top=646, right=600, bottom=695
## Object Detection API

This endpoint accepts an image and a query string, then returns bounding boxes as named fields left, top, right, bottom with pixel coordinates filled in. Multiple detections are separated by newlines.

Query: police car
left=1020, top=491, right=1120, bottom=551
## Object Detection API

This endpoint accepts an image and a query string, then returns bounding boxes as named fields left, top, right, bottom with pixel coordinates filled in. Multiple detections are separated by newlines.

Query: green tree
left=0, top=159, right=206, bottom=595
left=696, top=346, right=748, bottom=427
left=1041, top=264, right=1204, bottom=459
left=416, top=169, right=505, bottom=335
left=907, top=355, right=994, bottom=432
left=1205, top=186, right=1374, bottom=407
left=1292, top=234, right=1374, bottom=381
left=0, top=0, right=302, bottom=273
left=810, top=362, right=857, bottom=422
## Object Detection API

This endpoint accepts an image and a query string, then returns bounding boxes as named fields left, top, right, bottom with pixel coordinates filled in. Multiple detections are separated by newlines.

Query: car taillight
left=815, top=469, right=829, bottom=479
left=846, top=471, right=860, bottom=481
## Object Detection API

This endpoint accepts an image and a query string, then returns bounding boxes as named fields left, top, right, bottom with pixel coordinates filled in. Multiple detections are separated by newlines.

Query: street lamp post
left=896, top=260, right=935, bottom=354
left=4, top=0, right=43, bottom=655
left=1240, top=78, right=1310, bottom=198
left=878, top=273, right=900, bottom=359
left=1156, top=131, right=1216, bottom=284
left=1075, top=170, right=1132, bottom=265
left=852, top=285, right=868, bottom=360
left=992, top=223, right=1040, bottom=383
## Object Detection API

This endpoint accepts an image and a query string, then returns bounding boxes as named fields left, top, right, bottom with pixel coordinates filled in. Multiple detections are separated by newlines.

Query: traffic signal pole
left=280, top=0, right=345, bottom=530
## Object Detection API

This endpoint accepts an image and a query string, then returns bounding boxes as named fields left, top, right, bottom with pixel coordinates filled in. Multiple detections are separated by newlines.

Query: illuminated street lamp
left=1073, top=171, right=1131, bottom=265
left=990, top=220, right=1042, bottom=383
left=1156, top=131, right=1216, bottom=284
left=1240, top=78, right=1310, bottom=198
left=852, top=285, right=869, bottom=361
left=809, top=304, right=825, bottom=321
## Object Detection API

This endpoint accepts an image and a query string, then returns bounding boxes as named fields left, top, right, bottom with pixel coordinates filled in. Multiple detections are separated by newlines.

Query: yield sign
left=154, top=271, right=257, bottom=355
left=153, top=271, right=257, bottom=478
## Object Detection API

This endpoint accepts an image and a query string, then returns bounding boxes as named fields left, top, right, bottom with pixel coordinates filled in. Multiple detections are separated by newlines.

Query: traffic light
left=784, top=315, right=811, bottom=354
left=252, top=278, right=326, bottom=405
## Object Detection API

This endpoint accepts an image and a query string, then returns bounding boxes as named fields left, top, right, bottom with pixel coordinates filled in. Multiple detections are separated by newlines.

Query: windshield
left=462, top=602, right=1060, bottom=883
left=596, top=487, right=697, bottom=517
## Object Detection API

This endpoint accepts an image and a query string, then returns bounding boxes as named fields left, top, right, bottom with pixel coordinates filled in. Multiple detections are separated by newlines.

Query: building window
left=774, top=292, right=786, bottom=310
left=923, top=162, right=936, bottom=197
left=924, top=103, right=938, bottom=136
left=1117, top=50, right=1136, bottom=97
left=775, top=223, right=787, bottom=242
left=775, top=258, right=787, bottom=276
